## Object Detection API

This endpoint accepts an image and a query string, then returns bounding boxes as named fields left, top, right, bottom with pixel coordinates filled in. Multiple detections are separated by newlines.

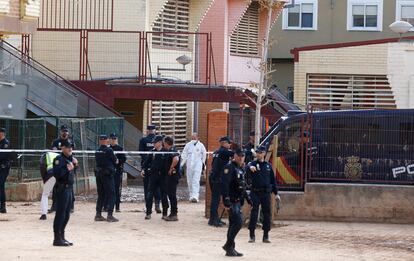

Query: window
left=282, top=0, right=318, bottom=30
left=0, top=0, right=10, bottom=14
left=347, top=0, right=383, bottom=31
left=230, top=1, right=260, bottom=56
left=307, top=74, right=396, bottom=110
left=152, top=0, right=189, bottom=49
left=396, top=0, right=414, bottom=31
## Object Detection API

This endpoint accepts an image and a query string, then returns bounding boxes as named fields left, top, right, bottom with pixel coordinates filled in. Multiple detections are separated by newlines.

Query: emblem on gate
left=344, top=156, right=362, bottom=180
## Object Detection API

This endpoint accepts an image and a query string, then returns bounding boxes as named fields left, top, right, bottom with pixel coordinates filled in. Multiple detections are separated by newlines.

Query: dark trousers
left=227, top=203, right=243, bottom=245
left=114, top=169, right=122, bottom=210
left=51, top=185, right=74, bottom=211
left=53, top=185, right=72, bottom=233
left=145, top=173, right=168, bottom=215
left=143, top=175, right=161, bottom=206
left=209, top=177, right=222, bottom=224
left=249, top=192, right=272, bottom=232
left=166, top=174, right=179, bottom=215
left=0, top=166, right=10, bottom=208
left=96, top=169, right=115, bottom=215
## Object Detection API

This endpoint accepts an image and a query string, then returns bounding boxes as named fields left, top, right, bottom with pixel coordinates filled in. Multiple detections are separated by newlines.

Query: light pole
left=389, top=21, right=413, bottom=40
left=156, top=55, right=192, bottom=78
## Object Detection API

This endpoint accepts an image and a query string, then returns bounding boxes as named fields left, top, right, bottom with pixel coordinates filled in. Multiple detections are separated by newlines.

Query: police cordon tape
left=0, top=149, right=215, bottom=155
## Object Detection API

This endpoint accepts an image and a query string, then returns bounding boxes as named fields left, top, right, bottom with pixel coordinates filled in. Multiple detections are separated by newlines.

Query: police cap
left=255, top=146, right=267, bottom=153
left=147, top=125, right=157, bottom=131
left=60, top=125, right=69, bottom=132
left=153, top=135, right=163, bottom=143
left=99, top=134, right=108, bottom=140
left=60, top=139, right=74, bottom=148
left=0, top=127, right=5, bottom=133
left=109, top=133, right=117, bottom=139
left=219, top=136, right=232, bottom=143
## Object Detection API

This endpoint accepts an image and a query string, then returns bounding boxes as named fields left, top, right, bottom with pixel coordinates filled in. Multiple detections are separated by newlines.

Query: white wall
left=387, top=42, right=414, bottom=108
left=228, top=55, right=261, bottom=88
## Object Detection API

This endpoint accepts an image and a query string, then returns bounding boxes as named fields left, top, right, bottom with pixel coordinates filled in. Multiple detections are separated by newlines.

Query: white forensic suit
left=181, top=139, right=206, bottom=201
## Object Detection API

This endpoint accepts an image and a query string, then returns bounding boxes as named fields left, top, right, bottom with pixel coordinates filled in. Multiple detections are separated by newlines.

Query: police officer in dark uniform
left=95, top=135, right=119, bottom=222
left=142, top=135, right=169, bottom=220
left=110, top=133, right=126, bottom=212
left=163, top=136, right=180, bottom=222
left=208, top=136, right=234, bottom=227
left=139, top=125, right=161, bottom=214
left=243, top=131, right=255, bottom=164
left=0, top=128, right=11, bottom=214
left=50, top=125, right=75, bottom=214
left=246, top=146, right=279, bottom=243
left=52, top=140, right=77, bottom=247
left=221, top=148, right=251, bottom=257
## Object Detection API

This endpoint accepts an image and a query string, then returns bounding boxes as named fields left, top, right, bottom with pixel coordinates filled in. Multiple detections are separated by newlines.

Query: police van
left=260, top=109, right=414, bottom=190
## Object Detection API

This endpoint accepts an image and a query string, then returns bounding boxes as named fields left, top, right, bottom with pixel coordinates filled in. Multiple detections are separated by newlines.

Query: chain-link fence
left=1, top=118, right=46, bottom=182
left=1, top=117, right=124, bottom=188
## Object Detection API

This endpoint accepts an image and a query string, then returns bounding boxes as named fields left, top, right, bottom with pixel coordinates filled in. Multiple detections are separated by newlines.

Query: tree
left=251, top=0, right=285, bottom=146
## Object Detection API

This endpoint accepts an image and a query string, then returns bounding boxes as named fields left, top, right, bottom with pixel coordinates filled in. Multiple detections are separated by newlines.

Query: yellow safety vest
left=46, top=152, right=59, bottom=172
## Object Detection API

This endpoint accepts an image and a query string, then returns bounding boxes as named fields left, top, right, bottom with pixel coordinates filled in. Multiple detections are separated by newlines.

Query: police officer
left=208, top=136, right=234, bottom=227
left=110, top=133, right=126, bottom=212
left=0, top=128, right=11, bottom=214
left=243, top=131, right=255, bottom=164
left=142, top=135, right=169, bottom=220
left=246, top=146, right=279, bottom=243
left=221, top=148, right=251, bottom=257
left=52, top=140, right=77, bottom=246
left=51, top=125, right=73, bottom=150
left=139, top=125, right=161, bottom=214
left=50, top=125, right=75, bottom=214
left=163, top=136, right=180, bottom=221
left=95, top=135, right=119, bottom=222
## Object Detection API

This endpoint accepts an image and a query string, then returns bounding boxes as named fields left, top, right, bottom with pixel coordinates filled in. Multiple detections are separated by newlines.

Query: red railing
left=38, top=0, right=114, bottom=31
left=31, top=30, right=213, bottom=84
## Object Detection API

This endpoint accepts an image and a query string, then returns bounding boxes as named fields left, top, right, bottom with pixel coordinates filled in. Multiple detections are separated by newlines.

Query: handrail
left=1, top=40, right=121, bottom=117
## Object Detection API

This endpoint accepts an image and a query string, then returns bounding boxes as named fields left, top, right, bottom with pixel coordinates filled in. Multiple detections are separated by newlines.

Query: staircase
left=0, top=40, right=142, bottom=177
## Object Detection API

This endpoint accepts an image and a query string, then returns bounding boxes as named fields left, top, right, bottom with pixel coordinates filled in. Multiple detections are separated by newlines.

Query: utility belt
left=251, top=187, right=270, bottom=193
left=56, top=183, right=73, bottom=189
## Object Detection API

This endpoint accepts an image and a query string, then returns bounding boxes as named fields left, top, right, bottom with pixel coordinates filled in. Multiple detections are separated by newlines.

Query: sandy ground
left=1, top=197, right=414, bottom=261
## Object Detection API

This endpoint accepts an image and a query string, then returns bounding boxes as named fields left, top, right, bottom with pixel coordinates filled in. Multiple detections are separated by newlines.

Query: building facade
left=0, top=0, right=39, bottom=35
left=270, top=0, right=414, bottom=102
left=292, top=38, right=414, bottom=110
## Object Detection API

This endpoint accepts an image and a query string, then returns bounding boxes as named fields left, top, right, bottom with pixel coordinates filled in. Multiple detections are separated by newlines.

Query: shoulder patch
left=224, top=168, right=229, bottom=174
left=54, top=159, right=59, bottom=165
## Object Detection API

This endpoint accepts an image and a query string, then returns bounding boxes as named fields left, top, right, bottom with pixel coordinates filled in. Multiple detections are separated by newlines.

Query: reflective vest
left=46, top=152, right=59, bottom=171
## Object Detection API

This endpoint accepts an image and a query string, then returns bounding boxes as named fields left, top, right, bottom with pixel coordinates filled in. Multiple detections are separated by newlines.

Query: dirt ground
left=1, top=199, right=414, bottom=261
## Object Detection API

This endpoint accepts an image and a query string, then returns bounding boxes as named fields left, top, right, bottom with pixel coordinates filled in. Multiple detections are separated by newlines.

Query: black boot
left=231, top=242, right=243, bottom=257
left=222, top=241, right=238, bottom=257
left=94, top=212, right=106, bottom=221
left=107, top=213, right=119, bottom=222
left=162, top=209, right=168, bottom=220
left=0, top=203, right=6, bottom=214
left=39, top=214, right=47, bottom=220
left=248, top=230, right=255, bottom=243
left=164, top=211, right=178, bottom=222
left=61, top=231, right=73, bottom=246
left=53, top=232, right=70, bottom=247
